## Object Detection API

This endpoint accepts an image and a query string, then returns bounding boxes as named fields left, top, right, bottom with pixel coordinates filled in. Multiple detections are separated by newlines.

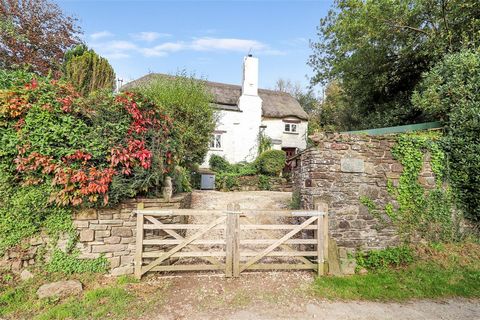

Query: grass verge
left=313, top=242, right=480, bottom=301
left=0, top=274, right=164, bottom=320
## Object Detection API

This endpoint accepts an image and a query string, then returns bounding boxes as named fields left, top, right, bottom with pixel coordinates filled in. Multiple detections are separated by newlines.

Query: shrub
left=215, top=172, right=240, bottom=191
left=0, top=70, right=177, bottom=254
left=231, top=162, right=257, bottom=176
left=209, top=154, right=231, bottom=173
left=256, top=150, right=286, bottom=176
left=289, top=191, right=301, bottom=209
left=356, top=246, right=415, bottom=271
left=134, top=72, right=216, bottom=167
left=413, top=50, right=480, bottom=222
left=171, top=166, right=192, bottom=193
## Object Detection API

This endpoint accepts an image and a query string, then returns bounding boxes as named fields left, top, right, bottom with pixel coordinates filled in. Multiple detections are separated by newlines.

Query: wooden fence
left=134, top=203, right=328, bottom=279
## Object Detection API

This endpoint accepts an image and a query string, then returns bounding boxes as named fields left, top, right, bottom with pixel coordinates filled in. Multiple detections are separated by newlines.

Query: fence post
left=315, top=202, right=329, bottom=276
left=323, top=206, right=329, bottom=275
left=232, top=203, right=240, bottom=278
left=134, top=202, right=145, bottom=279
left=225, top=203, right=240, bottom=278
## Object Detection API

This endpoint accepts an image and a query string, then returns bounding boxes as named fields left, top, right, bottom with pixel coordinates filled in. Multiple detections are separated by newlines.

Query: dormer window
left=284, top=123, right=297, bottom=133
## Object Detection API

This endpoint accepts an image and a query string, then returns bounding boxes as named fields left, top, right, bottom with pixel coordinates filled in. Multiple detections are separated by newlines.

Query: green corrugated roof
left=342, top=121, right=443, bottom=135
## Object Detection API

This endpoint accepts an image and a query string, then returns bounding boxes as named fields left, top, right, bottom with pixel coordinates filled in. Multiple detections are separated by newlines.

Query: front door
left=282, top=147, right=296, bottom=159
left=282, top=147, right=297, bottom=174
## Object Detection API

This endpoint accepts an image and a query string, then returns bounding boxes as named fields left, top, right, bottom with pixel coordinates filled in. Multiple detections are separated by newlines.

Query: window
left=284, top=123, right=297, bottom=133
left=210, top=133, right=222, bottom=149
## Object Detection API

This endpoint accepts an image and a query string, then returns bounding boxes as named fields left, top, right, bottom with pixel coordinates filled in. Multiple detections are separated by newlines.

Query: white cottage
left=124, top=55, right=308, bottom=168
left=203, top=55, right=308, bottom=167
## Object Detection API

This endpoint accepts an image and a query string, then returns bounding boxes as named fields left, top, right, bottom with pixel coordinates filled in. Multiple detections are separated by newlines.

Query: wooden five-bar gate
left=134, top=203, right=328, bottom=279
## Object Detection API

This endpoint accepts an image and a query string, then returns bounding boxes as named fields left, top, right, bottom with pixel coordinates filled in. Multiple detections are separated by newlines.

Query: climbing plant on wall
left=386, top=132, right=459, bottom=242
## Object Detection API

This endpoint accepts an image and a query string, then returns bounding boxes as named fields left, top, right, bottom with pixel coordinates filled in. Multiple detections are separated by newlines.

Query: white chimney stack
left=242, top=55, right=259, bottom=96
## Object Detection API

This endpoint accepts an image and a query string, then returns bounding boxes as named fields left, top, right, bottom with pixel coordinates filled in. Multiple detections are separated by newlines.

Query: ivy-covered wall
left=292, top=132, right=454, bottom=252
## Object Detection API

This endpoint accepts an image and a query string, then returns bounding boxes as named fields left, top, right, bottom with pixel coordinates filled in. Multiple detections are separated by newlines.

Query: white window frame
left=210, top=133, right=222, bottom=150
left=284, top=123, right=298, bottom=133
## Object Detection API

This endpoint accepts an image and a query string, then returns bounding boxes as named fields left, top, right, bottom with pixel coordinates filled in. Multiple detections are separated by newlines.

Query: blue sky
left=58, top=0, right=333, bottom=91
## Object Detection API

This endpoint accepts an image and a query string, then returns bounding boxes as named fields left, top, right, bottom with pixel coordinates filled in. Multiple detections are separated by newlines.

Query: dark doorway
left=282, top=147, right=296, bottom=159
left=282, top=147, right=297, bottom=175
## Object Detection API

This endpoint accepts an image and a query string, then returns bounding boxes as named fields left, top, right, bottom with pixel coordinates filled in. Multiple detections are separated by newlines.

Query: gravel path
left=190, top=190, right=292, bottom=211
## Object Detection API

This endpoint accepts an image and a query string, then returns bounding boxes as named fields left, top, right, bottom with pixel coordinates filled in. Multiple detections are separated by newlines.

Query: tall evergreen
left=64, top=46, right=116, bottom=96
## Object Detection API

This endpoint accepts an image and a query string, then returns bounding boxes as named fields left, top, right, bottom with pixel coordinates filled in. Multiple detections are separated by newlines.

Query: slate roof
left=121, top=73, right=308, bottom=121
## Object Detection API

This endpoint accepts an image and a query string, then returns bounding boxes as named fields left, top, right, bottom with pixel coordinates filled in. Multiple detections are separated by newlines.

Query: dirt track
left=138, top=271, right=480, bottom=320
left=138, top=191, right=480, bottom=320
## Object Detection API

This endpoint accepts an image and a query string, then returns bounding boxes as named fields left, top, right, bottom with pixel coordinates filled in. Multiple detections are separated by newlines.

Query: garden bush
left=256, top=150, right=286, bottom=176
left=209, top=154, right=231, bottom=173
left=0, top=70, right=178, bottom=254
left=134, top=72, right=216, bottom=168
left=413, top=50, right=480, bottom=222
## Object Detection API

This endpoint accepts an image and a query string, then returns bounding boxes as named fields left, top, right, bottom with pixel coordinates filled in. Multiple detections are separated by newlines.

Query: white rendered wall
left=261, top=117, right=308, bottom=150
left=235, top=94, right=262, bottom=162
left=201, top=110, right=240, bottom=168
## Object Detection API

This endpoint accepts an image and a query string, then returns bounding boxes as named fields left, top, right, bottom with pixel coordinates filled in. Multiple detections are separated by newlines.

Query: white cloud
left=90, top=31, right=114, bottom=40
left=107, top=40, right=138, bottom=50
left=140, top=42, right=185, bottom=57
left=191, top=37, right=267, bottom=52
left=89, top=36, right=283, bottom=59
left=90, top=40, right=138, bottom=59
left=131, top=32, right=172, bottom=42
left=104, top=52, right=131, bottom=59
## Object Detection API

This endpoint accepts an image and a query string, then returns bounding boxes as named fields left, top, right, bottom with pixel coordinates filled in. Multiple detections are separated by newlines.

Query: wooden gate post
left=315, top=203, right=329, bottom=276
left=134, top=202, right=145, bottom=279
left=225, top=203, right=240, bottom=278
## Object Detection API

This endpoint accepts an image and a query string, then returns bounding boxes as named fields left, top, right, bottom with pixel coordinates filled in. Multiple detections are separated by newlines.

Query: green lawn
left=313, top=242, right=480, bottom=301
left=314, top=263, right=480, bottom=301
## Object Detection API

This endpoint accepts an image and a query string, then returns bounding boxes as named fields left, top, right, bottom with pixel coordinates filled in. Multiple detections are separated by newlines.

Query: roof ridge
left=126, top=73, right=295, bottom=98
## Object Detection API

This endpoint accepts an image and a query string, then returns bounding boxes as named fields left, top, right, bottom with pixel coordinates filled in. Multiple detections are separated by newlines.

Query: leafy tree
left=64, top=46, right=116, bottom=96
left=312, top=80, right=353, bottom=131
left=274, top=78, right=319, bottom=114
left=413, top=49, right=480, bottom=222
left=135, top=73, right=216, bottom=167
left=309, top=0, right=480, bottom=130
left=0, top=0, right=81, bottom=76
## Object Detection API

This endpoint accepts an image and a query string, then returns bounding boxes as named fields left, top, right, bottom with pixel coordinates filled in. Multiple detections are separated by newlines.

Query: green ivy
left=386, top=132, right=459, bottom=242
left=46, top=250, right=108, bottom=274
left=356, top=246, right=414, bottom=271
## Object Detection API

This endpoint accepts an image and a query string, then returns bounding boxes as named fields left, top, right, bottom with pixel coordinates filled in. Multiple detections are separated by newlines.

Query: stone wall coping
left=122, top=193, right=188, bottom=204
left=309, top=132, right=397, bottom=145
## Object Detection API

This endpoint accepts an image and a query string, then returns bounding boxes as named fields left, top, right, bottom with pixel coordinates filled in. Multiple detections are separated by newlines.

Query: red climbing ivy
left=1, top=75, right=177, bottom=207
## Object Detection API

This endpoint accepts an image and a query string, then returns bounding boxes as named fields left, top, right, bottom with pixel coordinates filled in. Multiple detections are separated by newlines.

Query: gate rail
left=134, top=203, right=328, bottom=279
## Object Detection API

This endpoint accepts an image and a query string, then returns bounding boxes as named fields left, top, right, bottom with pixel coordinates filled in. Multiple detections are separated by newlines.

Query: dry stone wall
left=74, top=193, right=191, bottom=276
left=1, top=194, right=191, bottom=276
left=292, top=133, right=436, bottom=253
